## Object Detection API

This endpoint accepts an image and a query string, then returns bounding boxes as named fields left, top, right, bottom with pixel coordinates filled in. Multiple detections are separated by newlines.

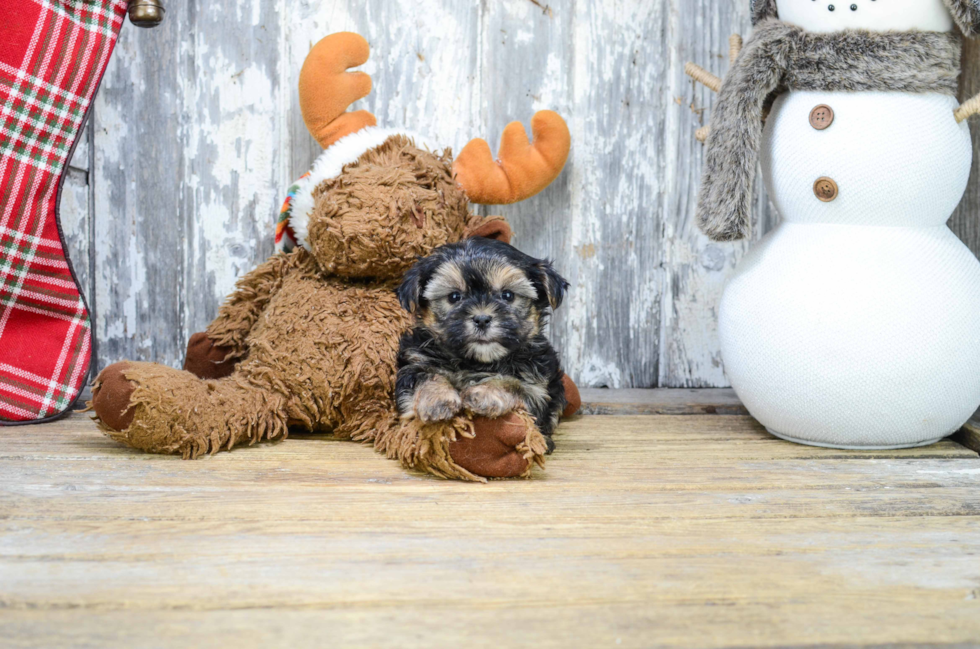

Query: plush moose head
left=276, top=32, right=571, bottom=280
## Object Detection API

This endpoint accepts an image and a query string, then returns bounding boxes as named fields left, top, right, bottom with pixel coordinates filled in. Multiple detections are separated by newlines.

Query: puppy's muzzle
left=472, top=314, right=493, bottom=331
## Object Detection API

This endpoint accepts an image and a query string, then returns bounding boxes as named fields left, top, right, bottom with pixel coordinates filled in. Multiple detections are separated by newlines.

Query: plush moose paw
left=90, top=362, right=137, bottom=431
left=561, top=373, right=581, bottom=418
left=90, top=360, right=292, bottom=458
left=183, top=332, right=238, bottom=380
left=449, top=412, right=548, bottom=479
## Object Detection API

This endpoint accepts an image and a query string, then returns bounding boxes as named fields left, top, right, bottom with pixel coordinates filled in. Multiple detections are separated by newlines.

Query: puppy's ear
left=465, top=217, right=512, bottom=244
left=533, top=260, right=569, bottom=310
left=397, top=255, right=441, bottom=313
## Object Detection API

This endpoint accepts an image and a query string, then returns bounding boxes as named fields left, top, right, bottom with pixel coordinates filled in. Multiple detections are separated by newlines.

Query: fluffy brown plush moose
left=89, top=32, right=580, bottom=481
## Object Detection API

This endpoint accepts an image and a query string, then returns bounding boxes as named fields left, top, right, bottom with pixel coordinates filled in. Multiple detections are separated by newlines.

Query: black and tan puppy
left=395, top=237, right=569, bottom=452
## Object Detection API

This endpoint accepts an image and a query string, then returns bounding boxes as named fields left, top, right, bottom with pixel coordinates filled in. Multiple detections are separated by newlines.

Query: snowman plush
left=688, top=0, right=980, bottom=449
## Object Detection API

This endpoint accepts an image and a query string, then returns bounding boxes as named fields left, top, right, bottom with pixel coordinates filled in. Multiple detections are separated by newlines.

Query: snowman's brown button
left=814, top=177, right=839, bottom=202
left=809, top=104, right=834, bottom=130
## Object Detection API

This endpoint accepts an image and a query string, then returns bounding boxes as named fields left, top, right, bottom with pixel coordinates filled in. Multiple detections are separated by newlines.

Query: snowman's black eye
left=828, top=4, right=835, bottom=10
left=850, top=3, right=858, bottom=10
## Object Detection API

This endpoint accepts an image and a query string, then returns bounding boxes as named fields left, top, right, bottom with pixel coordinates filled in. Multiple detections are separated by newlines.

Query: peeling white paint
left=93, top=44, right=147, bottom=358
left=184, top=48, right=279, bottom=303
left=83, top=0, right=755, bottom=383
left=578, top=355, right=626, bottom=389
left=81, top=0, right=975, bottom=388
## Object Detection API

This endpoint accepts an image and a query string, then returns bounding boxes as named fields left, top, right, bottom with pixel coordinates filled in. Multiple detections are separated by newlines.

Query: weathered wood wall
left=62, top=0, right=980, bottom=388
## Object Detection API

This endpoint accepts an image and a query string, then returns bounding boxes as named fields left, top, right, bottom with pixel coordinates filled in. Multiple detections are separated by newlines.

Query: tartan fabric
left=0, top=0, right=127, bottom=422
left=274, top=171, right=309, bottom=253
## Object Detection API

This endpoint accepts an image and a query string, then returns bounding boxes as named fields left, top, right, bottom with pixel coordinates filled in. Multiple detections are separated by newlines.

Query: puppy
left=395, top=237, right=569, bottom=452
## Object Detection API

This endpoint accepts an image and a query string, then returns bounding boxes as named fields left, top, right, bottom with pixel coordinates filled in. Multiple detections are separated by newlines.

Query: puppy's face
left=398, top=238, right=568, bottom=363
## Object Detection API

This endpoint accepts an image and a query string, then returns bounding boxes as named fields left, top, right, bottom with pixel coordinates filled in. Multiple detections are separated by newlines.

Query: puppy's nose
left=472, top=314, right=493, bottom=329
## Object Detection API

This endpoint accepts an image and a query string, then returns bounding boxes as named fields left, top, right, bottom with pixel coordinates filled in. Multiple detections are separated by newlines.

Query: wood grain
left=949, top=36, right=980, bottom=254
left=578, top=387, right=748, bottom=415
left=1, top=412, right=979, bottom=648
left=61, top=1, right=980, bottom=387
left=91, top=14, right=184, bottom=372
left=61, top=117, right=94, bottom=363
left=957, top=409, right=980, bottom=452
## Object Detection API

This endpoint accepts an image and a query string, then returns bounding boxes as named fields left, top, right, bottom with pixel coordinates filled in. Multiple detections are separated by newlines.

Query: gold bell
left=128, top=0, right=165, bottom=28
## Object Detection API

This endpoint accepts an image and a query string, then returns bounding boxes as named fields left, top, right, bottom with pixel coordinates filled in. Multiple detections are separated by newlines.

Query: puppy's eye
left=448, top=292, right=462, bottom=304
left=501, top=290, right=515, bottom=303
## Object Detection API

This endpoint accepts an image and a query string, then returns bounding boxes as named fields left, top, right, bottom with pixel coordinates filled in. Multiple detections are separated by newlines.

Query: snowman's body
left=718, top=1, right=980, bottom=448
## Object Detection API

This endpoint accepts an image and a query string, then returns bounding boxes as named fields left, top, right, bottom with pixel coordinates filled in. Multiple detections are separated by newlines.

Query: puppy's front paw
left=461, top=383, right=521, bottom=419
left=414, top=380, right=462, bottom=423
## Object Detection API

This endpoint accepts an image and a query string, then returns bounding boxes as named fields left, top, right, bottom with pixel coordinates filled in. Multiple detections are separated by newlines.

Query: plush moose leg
left=134, top=330, right=579, bottom=477
left=560, top=373, right=581, bottom=418
left=182, top=332, right=239, bottom=380
left=375, top=410, right=548, bottom=482
left=90, top=362, right=291, bottom=458
left=93, top=359, right=551, bottom=478
left=451, top=413, right=549, bottom=479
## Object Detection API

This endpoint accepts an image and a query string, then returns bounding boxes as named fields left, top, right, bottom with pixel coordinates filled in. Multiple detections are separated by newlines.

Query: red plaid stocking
left=0, top=0, right=127, bottom=423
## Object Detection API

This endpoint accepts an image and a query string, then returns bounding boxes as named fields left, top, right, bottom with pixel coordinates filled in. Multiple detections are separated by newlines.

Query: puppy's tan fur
left=461, top=378, right=523, bottom=419
left=411, top=375, right=463, bottom=423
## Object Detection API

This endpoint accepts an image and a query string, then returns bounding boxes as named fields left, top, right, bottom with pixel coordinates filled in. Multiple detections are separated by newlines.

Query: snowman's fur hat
left=751, top=0, right=980, bottom=36
left=751, top=0, right=779, bottom=25
left=698, top=18, right=961, bottom=240
left=944, top=0, right=980, bottom=35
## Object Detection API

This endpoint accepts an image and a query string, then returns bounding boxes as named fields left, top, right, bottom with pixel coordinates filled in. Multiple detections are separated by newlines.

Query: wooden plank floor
left=2, top=402, right=980, bottom=648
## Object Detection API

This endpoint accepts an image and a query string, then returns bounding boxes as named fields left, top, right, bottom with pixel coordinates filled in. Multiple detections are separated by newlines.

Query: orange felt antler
left=299, top=32, right=377, bottom=149
left=453, top=110, right=571, bottom=205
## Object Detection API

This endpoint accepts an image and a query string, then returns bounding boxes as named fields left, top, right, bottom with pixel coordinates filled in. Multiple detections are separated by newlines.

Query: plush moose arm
left=204, top=253, right=295, bottom=359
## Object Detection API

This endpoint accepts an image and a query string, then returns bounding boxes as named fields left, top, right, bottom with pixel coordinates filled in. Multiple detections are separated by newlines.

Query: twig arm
left=955, top=91, right=980, bottom=123
left=684, top=62, right=721, bottom=93
left=729, top=34, right=743, bottom=63
left=687, top=34, right=743, bottom=144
